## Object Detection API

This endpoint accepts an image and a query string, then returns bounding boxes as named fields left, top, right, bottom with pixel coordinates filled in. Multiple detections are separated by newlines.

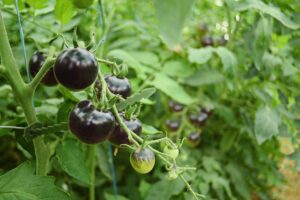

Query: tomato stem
left=0, top=8, right=51, bottom=176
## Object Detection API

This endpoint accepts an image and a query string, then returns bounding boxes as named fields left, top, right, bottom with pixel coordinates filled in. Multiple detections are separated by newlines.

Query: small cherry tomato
left=130, top=148, right=155, bottom=174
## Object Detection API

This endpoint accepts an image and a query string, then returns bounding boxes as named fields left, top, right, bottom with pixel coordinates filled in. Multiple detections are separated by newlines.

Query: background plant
left=0, top=0, right=299, bottom=200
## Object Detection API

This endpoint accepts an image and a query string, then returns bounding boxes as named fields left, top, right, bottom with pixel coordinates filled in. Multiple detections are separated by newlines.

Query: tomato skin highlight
left=69, top=100, right=115, bottom=144
left=54, top=48, right=98, bottom=91
left=130, top=148, right=155, bottom=174
left=105, top=75, right=131, bottom=98
left=168, top=100, right=184, bottom=112
left=187, top=132, right=201, bottom=147
left=29, top=51, right=57, bottom=86
left=109, top=114, right=142, bottom=145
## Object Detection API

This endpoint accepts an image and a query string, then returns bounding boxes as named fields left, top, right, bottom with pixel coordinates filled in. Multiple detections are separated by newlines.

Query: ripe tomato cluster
left=29, top=47, right=155, bottom=174
left=197, top=23, right=228, bottom=47
left=165, top=100, right=214, bottom=147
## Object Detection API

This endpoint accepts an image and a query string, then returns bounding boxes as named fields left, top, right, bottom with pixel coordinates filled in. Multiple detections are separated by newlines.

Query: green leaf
left=142, top=124, right=162, bottom=135
left=225, top=163, right=251, bottom=199
left=25, top=0, right=49, bottom=9
left=104, top=193, right=129, bottom=200
left=288, top=148, right=300, bottom=171
left=162, top=60, right=194, bottom=78
left=154, top=0, right=196, bottom=48
left=214, top=47, right=237, bottom=71
left=57, top=100, right=74, bottom=123
left=116, top=88, right=156, bottom=110
left=254, top=106, right=281, bottom=144
left=233, top=0, right=300, bottom=29
left=54, top=0, right=75, bottom=24
left=128, top=51, right=160, bottom=67
left=0, top=162, right=70, bottom=200
left=107, top=49, right=146, bottom=78
left=145, top=179, right=185, bottom=200
left=97, top=144, right=112, bottom=180
left=56, top=139, right=90, bottom=184
left=188, top=47, right=213, bottom=64
left=151, top=74, right=195, bottom=105
left=183, top=68, right=224, bottom=86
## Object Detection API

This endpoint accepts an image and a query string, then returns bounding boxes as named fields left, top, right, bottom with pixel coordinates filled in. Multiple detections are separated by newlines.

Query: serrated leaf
left=214, top=47, right=237, bottom=71
left=154, top=0, right=196, bottom=48
left=188, top=47, right=213, bottom=64
left=145, top=179, right=185, bottom=200
left=162, top=60, right=194, bottom=78
left=107, top=49, right=146, bottom=78
left=233, top=0, right=300, bottom=29
left=152, top=74, right=195, bottom=105
left=56, top=139, right=90, bottom=184
left=255, top=106, right=281, bottom=144
left=116, top=88, right=156, bottom=110
left=54, top=0, right=75, bottom=24
left=0, top=162, right=70, bottom=200
left=97, top=144, right=112, bottom=180
left=184, top=68, right=224, bottom=86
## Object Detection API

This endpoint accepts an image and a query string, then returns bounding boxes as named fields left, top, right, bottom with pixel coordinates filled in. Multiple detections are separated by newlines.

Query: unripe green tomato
left=130, top=148, right=155, bottom=174
left=166, top=169, right=178, bottom=181
left=72, top=0, right=94, bottom=9
left=163, top=145, right=179, bottom=160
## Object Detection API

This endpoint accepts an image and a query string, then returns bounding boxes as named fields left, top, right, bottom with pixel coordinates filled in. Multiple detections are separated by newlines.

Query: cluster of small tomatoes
left=165, top=100, right=214, bottom=148
left=197, top=23, right=228, bottom=47
left=29, top=48, right=155, bottom=174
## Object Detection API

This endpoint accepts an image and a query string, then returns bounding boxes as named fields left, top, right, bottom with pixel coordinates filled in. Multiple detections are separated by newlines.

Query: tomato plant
left=0, top=0, right=299, bottom=200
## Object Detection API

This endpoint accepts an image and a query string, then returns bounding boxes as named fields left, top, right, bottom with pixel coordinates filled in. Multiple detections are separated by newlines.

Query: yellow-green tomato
left=163, top=145, right=179, bottom=160
left=130, top=148, right=155, bottom=174
left=72, top=0, right=94, bottom=9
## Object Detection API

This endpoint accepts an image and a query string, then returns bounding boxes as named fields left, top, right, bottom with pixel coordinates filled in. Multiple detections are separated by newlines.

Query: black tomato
left=165, top=119, right=181, bottom=131
left=69, top=100, right=115, bottom=144
left=201, top=36, right=214, bottom=47
left=187, top=132, right=201, bottom=147
left=130, top=148, right=155, bottom=174
left=29, top=52, right=57, bottom=86
left=105, top=75, right=131, bottom=98
left=168, top=100, right=184, bottom=112
left=54, top=48, right=98, bottom=91
left=109, top=114, right=142, bottom=145
left=201, top=107, right=214, bottom=117
left=189, top=112, right=208, bottom=127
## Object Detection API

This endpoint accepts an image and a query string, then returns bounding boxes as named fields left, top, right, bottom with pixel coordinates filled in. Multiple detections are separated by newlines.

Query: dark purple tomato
left=201, top=36, right=214, bottom=47
left=29, top=52, right=57, bottom=86
left=187, top=132, right=201, bottom=147
left=69, top=100, right=115, bottom=144
left=105, top=75, right=131, bottom=98
left=109, top=114, right=142, bottom=145
left=189, top=112, right=208, bottom=127
left=54, top=48, right=98, bottom=91
left=168, top=101, right=184, bottom=112
left=201, top=107, right=214, bottom=117
left=165, top=119, right=181, bottom=131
